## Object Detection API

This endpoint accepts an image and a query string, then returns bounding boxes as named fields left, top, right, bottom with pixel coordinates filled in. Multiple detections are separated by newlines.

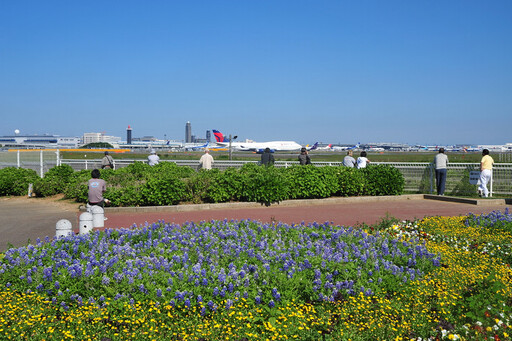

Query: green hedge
left=0, top=167, right=39, bottom=196
left=3, top=163, right=404, bottom=205
left=33, top=164, right=75, bottom=197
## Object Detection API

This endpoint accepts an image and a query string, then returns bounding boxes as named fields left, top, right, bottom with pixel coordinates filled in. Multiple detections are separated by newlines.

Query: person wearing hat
left=101, top=151, right=114, bottom=169
left=147, top=149, right=160, bottom=166
left=199, top=149, right=214, bottom=170
left=298, top=147, right=311, bottom=165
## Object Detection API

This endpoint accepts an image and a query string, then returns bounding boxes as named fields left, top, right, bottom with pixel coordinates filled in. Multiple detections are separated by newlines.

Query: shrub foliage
left=0, top=167, right=39, bottom=196
left=4, top=163, right=404, bottom=205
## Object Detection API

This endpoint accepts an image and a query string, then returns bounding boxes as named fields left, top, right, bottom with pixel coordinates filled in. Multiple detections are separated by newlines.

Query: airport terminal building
left=0, top=134, right=81, bottom=149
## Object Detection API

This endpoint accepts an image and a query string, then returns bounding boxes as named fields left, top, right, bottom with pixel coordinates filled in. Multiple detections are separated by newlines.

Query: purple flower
left=225, top=299, right=233, bottom=310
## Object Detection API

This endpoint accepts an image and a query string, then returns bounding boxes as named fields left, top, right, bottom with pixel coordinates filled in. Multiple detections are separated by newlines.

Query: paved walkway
left=103, top=196, right=510, bottom=229
left=0, top=197, right=77, bottom=251
left=1, top=195, right=510, bottom=251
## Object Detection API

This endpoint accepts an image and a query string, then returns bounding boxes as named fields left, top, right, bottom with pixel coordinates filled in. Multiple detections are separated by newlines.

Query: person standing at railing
left=298, top=147, right=311, bottom=165
left=199, top=149, right=214, bottom=170
left=434, top=148, right=448, bottom=195
left=260, top=148, right=275, bottom=166
left=147, top=149, right=160, bottom=166
left=356, top=151, right=370, bottom=169
left=101, top=151, right=114, bottom=169
left=343, top=151, right=356, bottom=167
left=478, top=149, right=494, bottom=197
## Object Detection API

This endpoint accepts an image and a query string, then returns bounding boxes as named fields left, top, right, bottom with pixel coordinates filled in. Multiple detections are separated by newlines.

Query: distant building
left=127, top=125, right=132, bottom=144
left=185, top=122, right=192, bottom=143
left=132, top=136, right=158, bottom=142
left=0, top=134, right=81, bottom=149
left=206, top=130, right=211, bottom=142
left=82, top=132, right=121, bottom=146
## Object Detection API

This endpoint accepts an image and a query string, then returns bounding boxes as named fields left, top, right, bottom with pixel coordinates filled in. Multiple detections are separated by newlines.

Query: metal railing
left=1, top=151, right=511, bottom=195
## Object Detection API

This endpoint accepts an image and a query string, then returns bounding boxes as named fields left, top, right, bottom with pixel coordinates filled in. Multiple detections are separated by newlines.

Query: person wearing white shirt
left=147, top=150, right=160, bottom=166
left=199, top=149, right=214, bottom=170
left=434, top=148, right=448, bottom=195
left=356, top=151, right=370, bottom=169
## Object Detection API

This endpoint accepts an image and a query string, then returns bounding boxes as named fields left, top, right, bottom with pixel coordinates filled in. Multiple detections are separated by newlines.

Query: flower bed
left=1, top=211, right=511, bottom=340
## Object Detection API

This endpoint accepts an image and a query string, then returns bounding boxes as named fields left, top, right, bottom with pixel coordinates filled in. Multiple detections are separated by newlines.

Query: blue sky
left=1, top=1, right=511, bottom=145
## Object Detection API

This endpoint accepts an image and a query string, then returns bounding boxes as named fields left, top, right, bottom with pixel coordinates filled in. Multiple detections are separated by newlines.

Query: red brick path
left=102, top=199, right=510, bottom=229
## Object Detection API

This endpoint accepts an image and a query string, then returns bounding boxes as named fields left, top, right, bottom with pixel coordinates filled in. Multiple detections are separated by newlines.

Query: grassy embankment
left=60, top=150, right=485, bottom=163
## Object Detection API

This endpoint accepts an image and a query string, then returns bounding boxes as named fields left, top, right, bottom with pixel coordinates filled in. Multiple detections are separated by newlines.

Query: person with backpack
left=101, top=151, right=114, bottom=169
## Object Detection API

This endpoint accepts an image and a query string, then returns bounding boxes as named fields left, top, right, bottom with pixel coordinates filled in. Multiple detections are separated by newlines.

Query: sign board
left=469, top=171, right=481, bottom=185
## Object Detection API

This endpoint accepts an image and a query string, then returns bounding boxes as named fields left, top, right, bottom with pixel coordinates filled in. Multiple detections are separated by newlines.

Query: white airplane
left=368, top=147, right=385, bottom=152
left=184, top=141, right=210, bottom=151
left=212, top=130, right=302, bottom=153
left=311, top=143, right=332, bottom=151
left=330, top=142, right=360, bottom=151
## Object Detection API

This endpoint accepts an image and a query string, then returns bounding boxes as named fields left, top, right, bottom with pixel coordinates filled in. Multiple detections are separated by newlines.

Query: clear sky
left=1, top=1, right=511, bottom=146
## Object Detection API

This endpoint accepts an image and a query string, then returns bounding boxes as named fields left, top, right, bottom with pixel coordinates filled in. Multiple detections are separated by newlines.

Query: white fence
left=1, top=151, right=511, bottom=196
left=0, top=150, right=60, bottom=177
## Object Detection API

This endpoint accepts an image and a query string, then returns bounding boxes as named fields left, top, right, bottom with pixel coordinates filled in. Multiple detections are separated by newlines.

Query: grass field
left=58, top=150, right=489, bottom=163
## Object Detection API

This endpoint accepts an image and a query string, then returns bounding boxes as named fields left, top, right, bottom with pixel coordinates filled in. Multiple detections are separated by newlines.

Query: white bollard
left=91, top=206, right=105, bottom=228
left=56, top=219, right=73, bottom=238
left=79, top=212, right=93, bottom=235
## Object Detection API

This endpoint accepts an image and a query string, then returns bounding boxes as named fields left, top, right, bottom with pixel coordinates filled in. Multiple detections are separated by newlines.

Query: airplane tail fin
left=348, top=142, right=360, bottom=150
left=309, top=142, right=319, bottom=150
left=212, top=130, right=224, bottom=143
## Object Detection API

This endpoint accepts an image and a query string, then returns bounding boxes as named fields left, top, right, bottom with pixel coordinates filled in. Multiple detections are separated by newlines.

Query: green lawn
left=60, top=150, right=486, bottom=163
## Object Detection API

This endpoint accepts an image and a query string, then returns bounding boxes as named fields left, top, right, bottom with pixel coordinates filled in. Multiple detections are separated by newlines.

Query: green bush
left=335, top=167, right=366, bottom=196
left=0, top=167, right=39, bottom=196
left=239, top=164, right=289, bottom=205
left=186, top=169, right=219, bottom=204
left=204, top=167, right=244, bottom=203
left=141, top=174, right=188, bottom=206
left=150, top=162, right=195, bottom=179
left=33, top=164, right=75, bottom=197
left=105, top=184, right=144, bottom=207
left=286, top=165, right=338, bottom=199
left=63, top=169, right=91, bottom=203
left=4, top=162, right=405, bottom=206
left=360, top=164, right=404, bottom=196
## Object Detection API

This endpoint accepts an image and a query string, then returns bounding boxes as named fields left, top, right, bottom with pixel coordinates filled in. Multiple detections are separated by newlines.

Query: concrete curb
left=78, top=194, right=511, bottom=213
left=424, top=194, right=507, bottom=206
